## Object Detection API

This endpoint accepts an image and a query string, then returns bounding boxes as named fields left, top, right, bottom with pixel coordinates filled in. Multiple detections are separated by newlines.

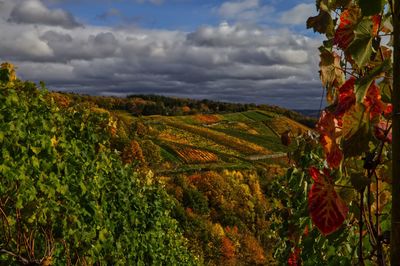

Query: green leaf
left=347, top=19, right=374, bottom=67
left=379, top=78, right=392, bottom=103
left=358, top=0, right=384, bottom=16
left=30, top=146, right=41, bottom=155
left=342, top=104, right=367, bottom=139
left=355, top=59, right=391, bottom=103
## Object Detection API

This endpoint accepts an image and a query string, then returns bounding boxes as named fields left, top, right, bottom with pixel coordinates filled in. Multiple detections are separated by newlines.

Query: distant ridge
left=293, top=109, right=320, bottom=118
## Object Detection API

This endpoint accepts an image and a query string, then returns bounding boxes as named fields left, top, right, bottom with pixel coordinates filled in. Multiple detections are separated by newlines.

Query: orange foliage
left=50, top=93, right=71, bottom=108
left=182, top=106, right=191, bottom=113
left=121, top=140, right=145, bottom=165
left=241, top=234, right=266, bottom=265
left=173, top=146, right=218, bottom=164
left=220, top=236, right=236, bottom=260
left=194, top=114, right=220, bottom=124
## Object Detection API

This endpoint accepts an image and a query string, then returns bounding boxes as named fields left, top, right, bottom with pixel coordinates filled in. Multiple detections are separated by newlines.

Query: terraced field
left=133, top=110, right=312, bottom=173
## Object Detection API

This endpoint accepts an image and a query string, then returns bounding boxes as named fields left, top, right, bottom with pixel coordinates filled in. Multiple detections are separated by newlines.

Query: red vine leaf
left=287, top=247, right=301, bottom=266
left=334, top=7, right=361, bottom=50
left=384, top=104, right=392, bottom=117
left=335, top=77, right=356, bottom=117
left=308, top=167, right=349, bottom=236
left=372, top=15, right=381, bottom=36
left=364, top=82, right=385, bottom=119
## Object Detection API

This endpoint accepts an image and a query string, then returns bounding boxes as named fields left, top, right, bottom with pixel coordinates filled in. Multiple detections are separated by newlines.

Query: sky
left=0, top=0, right=324, bottom=109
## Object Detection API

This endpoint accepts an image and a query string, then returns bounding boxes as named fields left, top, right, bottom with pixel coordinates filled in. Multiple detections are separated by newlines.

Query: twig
left=0, top=248, right=29, bottom=265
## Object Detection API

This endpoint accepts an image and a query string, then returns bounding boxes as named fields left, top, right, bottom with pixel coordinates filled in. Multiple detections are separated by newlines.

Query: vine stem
left=391, top=0, right=400, bottom=264
left=374, top=170, right=384, bottom=265
left=359, top=189, right=365, bottom=265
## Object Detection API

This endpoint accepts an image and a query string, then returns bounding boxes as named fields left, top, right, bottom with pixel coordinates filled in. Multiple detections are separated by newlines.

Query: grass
left=241, top=110, right=273, bottom=122
left=222, top=112, right=254, bottom=122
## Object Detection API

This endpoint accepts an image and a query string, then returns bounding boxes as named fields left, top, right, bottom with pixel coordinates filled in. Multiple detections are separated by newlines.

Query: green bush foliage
left=0, top=78, right=196, bottom=265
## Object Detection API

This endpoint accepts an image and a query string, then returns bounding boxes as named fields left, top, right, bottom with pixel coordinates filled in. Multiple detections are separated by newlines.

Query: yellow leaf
left=51, top=136, right=58, bottom=147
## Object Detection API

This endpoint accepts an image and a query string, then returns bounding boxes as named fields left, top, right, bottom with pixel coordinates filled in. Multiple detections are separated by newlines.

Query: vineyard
left=169, top=145, right=219, bottom=164
left=5, top=12, right=399, bottom=262
left=164, top=121, right=271, bottom=155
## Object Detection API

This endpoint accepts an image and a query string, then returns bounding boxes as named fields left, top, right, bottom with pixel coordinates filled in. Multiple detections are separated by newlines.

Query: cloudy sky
left=0, top=0, right=323, bottom=109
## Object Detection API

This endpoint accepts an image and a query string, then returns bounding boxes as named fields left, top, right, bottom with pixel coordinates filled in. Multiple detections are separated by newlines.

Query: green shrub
left=0, top=80, right=197, bottom=265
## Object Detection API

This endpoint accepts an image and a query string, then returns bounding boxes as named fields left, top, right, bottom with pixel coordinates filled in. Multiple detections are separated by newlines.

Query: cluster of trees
left=166, top=170, right=275, bottom=265
left=50, top=92, right=317, bottom=128
left=58, top=93, right=253, bottom=116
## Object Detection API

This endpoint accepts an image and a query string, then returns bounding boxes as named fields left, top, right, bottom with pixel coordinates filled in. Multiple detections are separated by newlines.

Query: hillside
left=51, top=91, right=312, bottom=174
left=59, top=95, right=312, bottom=264
left=47, top=91, right=312, bottom=265
left=0, top=63, right=315, bottom=265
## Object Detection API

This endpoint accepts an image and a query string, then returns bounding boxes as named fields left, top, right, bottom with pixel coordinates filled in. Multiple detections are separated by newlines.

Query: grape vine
left=270, top=0, right=397, bottom=265
left=0, top=64, right=197, bottom=265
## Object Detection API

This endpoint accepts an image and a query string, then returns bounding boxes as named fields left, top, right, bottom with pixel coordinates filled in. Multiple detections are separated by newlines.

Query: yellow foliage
left=1, top=62, right=17, bottom=82
left=211, top=223, right=225, bottom=238
left=194, top=114, right=221, bottom=124
left=51, top=136, right=58, bottom=147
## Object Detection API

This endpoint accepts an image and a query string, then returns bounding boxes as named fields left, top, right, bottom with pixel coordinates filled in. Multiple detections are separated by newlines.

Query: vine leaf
left=343, top=123, right=371, bottom=157
left=355, top=59, right=390, bottom=103
left=317, top=111, right=343, bottom=168
left=341, top=103, right=371, bottom=157
left=342, top=103, right=367, bottom=139
left=306, top=10, right=335, bottom=37
left=319, top=49, right=345, bottom=103
left=334, top=7, right=361, bottom=50
left=308, top=167, right=349, bottom=236
left=374, top=120, right=392, bottom=143
left=364, top=82, right=386, bottom=119
left=358, top=0, right=384, bottom=16
left=347, top=19, right=375, bottom=67
left=335, top=77, right=356, bottom=117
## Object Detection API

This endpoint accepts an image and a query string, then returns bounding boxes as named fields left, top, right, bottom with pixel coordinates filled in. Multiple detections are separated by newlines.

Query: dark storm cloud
left=8, top=0, right=82, bottom=28
left=0, top=0, right=323, bottom=109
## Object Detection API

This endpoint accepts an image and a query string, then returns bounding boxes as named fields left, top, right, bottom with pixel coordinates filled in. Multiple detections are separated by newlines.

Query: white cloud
left=279, top=3, right=315, bottom=25
left=8, top=0, right=82, bottom=28
left=0, top=1, right=323, bottom=109
left=216, top=0, right=274, bottom=23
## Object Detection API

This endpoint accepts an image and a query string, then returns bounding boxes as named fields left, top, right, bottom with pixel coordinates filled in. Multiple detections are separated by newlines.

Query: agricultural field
left=130, top=109, right=312, bottom=174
